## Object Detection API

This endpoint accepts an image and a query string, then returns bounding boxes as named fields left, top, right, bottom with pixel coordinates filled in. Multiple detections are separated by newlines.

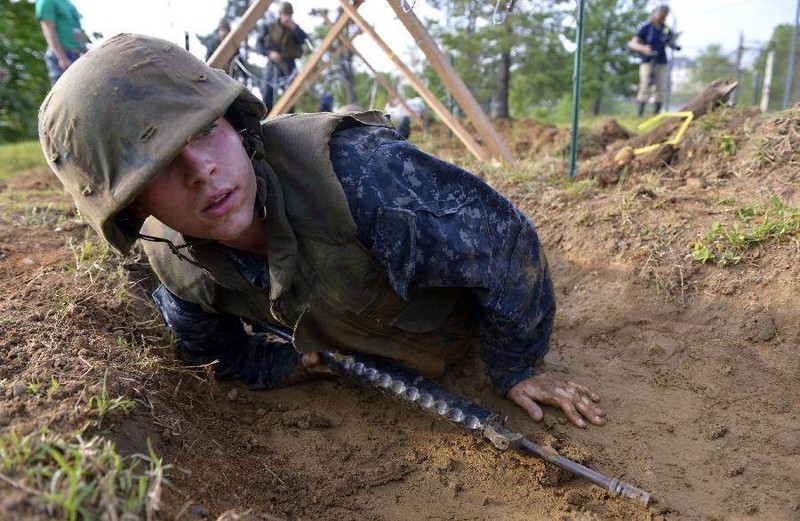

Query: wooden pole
left=208, top=0, right=273, bottom=69
left=321, top=14, right=424, bottom=128
left=269, top=1, right=362, bottom=117
left=383, top=0, right=514, bottom=164
left=337, top=0, right=489, bottom=162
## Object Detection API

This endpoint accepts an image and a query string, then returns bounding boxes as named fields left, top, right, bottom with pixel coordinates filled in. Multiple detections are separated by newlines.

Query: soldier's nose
left=176, top=144, right=216, bottom=185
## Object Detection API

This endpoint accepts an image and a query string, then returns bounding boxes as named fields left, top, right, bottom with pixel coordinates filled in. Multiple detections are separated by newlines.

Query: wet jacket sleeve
left=330, top=126, right=556, bottom=396
left=152, top=285, right=303, bottom=389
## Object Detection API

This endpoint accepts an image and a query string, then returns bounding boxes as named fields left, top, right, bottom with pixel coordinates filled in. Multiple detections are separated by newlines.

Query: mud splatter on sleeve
left=152, top=285, right=302, bottom=389
left=331, top=127, right=556, bottom=396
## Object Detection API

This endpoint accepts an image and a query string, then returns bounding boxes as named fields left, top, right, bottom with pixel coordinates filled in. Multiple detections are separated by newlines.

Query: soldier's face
left=131, top=117, right=258, bottom=246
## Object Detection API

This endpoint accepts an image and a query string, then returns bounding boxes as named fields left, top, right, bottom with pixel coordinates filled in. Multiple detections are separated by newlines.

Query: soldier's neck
left=220, top=217, right=268, bottom=260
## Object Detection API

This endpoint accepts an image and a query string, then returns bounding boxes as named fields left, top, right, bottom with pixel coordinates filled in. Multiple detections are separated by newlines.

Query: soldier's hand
left=301, top=352, right=332, bottom=375
left=268, top=51, right=281, bottom=63
left=507, top=372, right=605, bottom=428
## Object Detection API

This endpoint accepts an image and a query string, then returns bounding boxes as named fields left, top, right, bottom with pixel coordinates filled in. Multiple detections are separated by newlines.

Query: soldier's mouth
left=202, top=189, right=235, bottom=216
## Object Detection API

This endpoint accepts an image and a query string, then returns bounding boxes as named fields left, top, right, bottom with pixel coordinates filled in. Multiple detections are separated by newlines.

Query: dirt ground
left=1, top=103, right=799, bottom=520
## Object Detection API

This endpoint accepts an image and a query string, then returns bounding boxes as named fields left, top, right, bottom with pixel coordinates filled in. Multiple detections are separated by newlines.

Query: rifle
left=265, top=325, right=651, bottom=508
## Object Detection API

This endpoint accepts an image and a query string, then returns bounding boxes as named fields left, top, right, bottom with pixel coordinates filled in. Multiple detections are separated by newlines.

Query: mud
left=1, top=103, right=799, bottom=520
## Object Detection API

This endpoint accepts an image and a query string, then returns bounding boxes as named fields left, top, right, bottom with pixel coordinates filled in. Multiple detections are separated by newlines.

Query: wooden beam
left=385, top=1, right=514, bottom=164
left=322, top=14, right=424, bottom=128
left=269, top=0, right=363, bottom=117
left=281, top=32, right=353, bottom=110
left=207, top=0, right=273, bottom=69
left=338, top=0, right=489, bottom=162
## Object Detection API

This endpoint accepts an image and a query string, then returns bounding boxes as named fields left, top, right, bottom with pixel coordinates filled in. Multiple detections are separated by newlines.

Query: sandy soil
left=1, top=104, right=798, bottom=520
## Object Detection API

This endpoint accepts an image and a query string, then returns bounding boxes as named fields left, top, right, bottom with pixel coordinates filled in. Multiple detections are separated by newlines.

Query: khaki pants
left=637, top=62, right=668, bottom=103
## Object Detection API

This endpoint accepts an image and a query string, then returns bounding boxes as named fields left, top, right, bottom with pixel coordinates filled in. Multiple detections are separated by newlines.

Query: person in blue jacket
left=629, top=5, right=681, bottom=116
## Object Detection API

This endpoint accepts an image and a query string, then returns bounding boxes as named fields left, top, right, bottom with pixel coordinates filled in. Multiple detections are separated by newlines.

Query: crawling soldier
left=39, top=34, right=605, bottom=429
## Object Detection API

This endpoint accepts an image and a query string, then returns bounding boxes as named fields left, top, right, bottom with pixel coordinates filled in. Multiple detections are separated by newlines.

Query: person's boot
left=638, top=102, right=646, bottom=117
left=653, top=102, right=662, bottom=115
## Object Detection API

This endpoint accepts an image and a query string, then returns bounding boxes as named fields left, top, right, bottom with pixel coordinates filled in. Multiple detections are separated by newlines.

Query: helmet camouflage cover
left=38, top=33, right=266, bottom=254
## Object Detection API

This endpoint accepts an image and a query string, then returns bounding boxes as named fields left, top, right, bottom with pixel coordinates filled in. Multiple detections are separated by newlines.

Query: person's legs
left=636, top=62, right=652, bottom=116
left=653, top=64, right=669, bottom=114
left=260, top=61, right=279, bottom=112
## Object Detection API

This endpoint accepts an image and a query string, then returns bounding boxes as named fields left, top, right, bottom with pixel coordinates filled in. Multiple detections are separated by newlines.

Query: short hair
left=279, top=2, right=294, bottom=15
left=653, top=5, right=670, bottom=16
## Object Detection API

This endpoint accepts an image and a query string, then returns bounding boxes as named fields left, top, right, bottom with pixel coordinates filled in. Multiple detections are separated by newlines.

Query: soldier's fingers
left=508, top=387, right=545, bottom=422
left=555, top=398, right=586, bottom=428
left=575, top=398, right=606, bottom=426
left=566, top=381, right=600, bottom=402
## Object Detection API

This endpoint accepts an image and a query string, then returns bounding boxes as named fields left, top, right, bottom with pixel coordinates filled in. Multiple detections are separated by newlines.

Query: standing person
left=628, top=5, right=681, bottom=116
left=204, top=18, right=240, bottom=77
left=39, top=34, right=607, bottom=430
left=35, top=0, right=87, bottom=85
left=256, top=1, right=308, bottom=111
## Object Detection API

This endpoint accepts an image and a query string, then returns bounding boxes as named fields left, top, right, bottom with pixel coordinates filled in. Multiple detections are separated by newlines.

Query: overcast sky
left=70, top=0, right=799, bottom=71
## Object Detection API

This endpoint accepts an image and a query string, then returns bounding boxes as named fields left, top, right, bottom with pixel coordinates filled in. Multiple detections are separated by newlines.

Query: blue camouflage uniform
left=152, top=125, right=555, bottom=396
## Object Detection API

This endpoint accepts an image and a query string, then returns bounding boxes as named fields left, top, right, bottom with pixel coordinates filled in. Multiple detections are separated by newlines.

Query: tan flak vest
left=142, top=112, right=475, bottom=376
left=267, top=23, right=303, bottom=60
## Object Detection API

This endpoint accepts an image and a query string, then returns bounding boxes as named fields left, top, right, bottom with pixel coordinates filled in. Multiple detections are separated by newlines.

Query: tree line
left=2, top=0, right=798, bottom=143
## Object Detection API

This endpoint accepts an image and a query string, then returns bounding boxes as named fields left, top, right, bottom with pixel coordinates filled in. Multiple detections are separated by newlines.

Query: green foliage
left=691, top=195, right=800, bottom=266
left=0, top=430, right=172, bottom=520
left=683, top=44, right=736, bottom=95
left=0, top=0, right=51, bottom=143
left=736, top=24, right=800, bottom=110
left=424, top=0, right=574, bottom=118
left=577, top=0, right=650, bottom=115
left=422, top=0, right=657, bottom=118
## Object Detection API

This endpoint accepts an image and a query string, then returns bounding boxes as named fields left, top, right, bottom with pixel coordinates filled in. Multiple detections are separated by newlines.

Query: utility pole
left=761, top=41, right=776, bottom=113
left=782, top=0, right=800, bottom=109
left=732, top=32, right=745, bottom=105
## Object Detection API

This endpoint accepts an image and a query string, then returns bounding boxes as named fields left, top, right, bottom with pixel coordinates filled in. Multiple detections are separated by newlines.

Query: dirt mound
left=1, top=102, right=799, bottom=520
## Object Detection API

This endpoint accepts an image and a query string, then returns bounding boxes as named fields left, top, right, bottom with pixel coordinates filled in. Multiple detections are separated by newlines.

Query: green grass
left=86, top=373, right=138, bottom=428
left=691, top=194, right=800, bottom=265
left=0, top=430, right=173, bottom=520
left=0, top=140, right=47, bottom=180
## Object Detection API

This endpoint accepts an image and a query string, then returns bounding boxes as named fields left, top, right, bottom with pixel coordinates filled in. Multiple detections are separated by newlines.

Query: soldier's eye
left=198, top=122, right=218, bottom=138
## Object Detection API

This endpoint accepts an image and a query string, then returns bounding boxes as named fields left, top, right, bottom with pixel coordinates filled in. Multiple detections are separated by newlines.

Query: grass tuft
left=691, top=194, right=800, bottom=265
left=0, top=430, right=175, bottom=520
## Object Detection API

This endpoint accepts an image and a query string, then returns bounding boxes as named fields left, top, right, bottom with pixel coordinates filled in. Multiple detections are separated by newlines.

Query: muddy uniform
left=153, top=125, right=555, bottom=395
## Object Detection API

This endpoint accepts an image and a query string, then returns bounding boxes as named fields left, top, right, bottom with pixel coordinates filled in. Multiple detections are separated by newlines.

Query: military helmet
left=38, top=33, right=266, bottom=254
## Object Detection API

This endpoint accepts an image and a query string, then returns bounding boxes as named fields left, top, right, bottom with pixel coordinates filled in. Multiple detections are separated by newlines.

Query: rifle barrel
left=260, top=325, right=650, bottom=507
left=319, top=351, right=651, bottom=508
